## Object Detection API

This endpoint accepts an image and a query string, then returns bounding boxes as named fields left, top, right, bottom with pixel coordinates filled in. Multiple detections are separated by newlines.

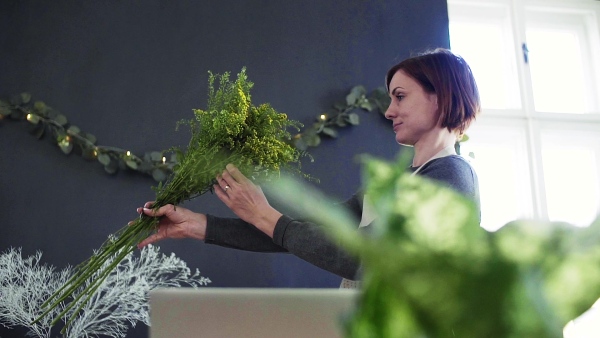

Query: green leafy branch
left=292, top=85, right=390, bottom=150
left=0, top=93, right=175, bottom=182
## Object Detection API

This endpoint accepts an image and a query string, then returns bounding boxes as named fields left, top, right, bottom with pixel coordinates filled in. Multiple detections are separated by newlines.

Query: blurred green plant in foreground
left=267, top=153, right=600, bottom=338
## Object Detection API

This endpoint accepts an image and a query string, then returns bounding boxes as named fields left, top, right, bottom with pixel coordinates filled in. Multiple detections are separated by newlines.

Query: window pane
left=460, top=123, right=533, bottom=231
left=450, top=21, right=521, bottom=110
left=448, top=2, right=521, bottom=110
left=542, top=146, right=599, bottom=226
left=527, top=28, right=587, bottom=113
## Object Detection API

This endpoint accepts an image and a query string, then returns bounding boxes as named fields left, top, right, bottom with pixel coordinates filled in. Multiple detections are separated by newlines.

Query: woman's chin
left=395, top=136, right=414, bottom=147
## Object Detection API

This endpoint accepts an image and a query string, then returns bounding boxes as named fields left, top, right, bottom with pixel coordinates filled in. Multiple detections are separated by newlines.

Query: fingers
left=218, top=164, right=252, bottom=194
left=136, top=203, right=176, bottom=218
left=213, top=178, right=231, bottom=198
left=224, top=163, right=251, bottom=184
left=213, top=183, right=232, bottom=206
left=134, top=203, right=174, bottom=248
left=137, top=231, right=164, bottom=249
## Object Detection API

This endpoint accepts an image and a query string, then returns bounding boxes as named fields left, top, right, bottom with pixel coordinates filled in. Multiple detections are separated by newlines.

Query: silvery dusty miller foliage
left=0, top=245, right=210, bottom=338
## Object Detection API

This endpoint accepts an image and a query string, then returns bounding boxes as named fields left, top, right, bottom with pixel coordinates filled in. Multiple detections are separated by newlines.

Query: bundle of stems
left=33, top=68, right=307, bottom=331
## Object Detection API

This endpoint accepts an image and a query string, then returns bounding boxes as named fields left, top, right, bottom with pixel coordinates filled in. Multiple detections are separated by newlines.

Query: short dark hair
left=385, top=48, right=480, bottom=136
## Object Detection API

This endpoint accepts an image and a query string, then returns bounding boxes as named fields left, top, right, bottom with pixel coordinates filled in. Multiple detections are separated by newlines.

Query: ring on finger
left=225, top=185, right=230, bottom=191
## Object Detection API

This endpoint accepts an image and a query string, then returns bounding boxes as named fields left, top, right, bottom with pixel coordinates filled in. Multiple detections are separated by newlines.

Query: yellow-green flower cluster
left=186, top=68, right=302, bottom=180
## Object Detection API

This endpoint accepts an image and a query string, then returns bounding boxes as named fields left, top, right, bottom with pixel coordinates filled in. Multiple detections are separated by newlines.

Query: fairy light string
left=0, top=85, right=390, bottom=182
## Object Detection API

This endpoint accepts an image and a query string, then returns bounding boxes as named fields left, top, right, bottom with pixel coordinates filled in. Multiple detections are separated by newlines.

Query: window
left=448, top=0, right=600, bottom=231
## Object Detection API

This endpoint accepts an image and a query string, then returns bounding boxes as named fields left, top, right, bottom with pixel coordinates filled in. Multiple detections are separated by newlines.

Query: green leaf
left=98, top=153, right=111, bottom=166
left=27, top=114, right=40, bottom=125
left=305, top=134, right=321, bottom=147
left=152, top=168, right=168, bottom=182
left=55, top=114, right=68, bottom=126
left=461, top=134, right=470, bottom=142
left=294, top=137, right=308, bottom=151
left=28, top=121, right=41, bottom=133
left=138, top=161, right=153, bottom=172
left=21, top=92, right=31, bottom=104
left=336, top=115, right=347, bottom=127
left=150, top=151, right=163, bottom=162
left=334, top=101, right=347, bottom=111
left=322, top=127, right=338, bottom=138
left=59, top=142, right=73, bottom=155
left=33, top=124, right=45, bottom=139
left=348, top=113, right=360, bottom=125
left=84, top=133, right=97, bottom=144
left=29, top=123, right=46, bottom=140
left=46, top=108, right=58, bottom=119
left=346, top=85, right=367, bottom=106
left=67, top=125, right=81, bottom=134
left=33, top=101, right=47, bottom=115
left=81, top=146, right=96, bottom=160
left=125, top=160, right=138, bottom=169
left=104, top=160, right=118, bottom=174
left=359, top=100, right=374, bottom=111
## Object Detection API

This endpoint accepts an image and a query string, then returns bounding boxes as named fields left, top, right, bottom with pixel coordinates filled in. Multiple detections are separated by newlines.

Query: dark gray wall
left=0, top=0, right=449, bottom=337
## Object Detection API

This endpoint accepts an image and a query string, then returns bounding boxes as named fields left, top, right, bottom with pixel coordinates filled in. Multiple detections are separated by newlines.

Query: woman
left=136, top=48, right=481, bottom=285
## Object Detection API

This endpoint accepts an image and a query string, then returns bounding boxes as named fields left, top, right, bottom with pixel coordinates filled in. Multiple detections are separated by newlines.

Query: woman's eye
left=395, top=95, right=404, bottom=101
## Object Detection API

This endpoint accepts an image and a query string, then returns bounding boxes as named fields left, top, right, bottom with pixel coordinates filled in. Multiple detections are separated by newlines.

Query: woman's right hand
left=134, top=202, right=207, bottom=249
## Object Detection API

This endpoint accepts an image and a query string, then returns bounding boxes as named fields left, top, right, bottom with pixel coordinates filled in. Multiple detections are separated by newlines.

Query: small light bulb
left=65, top=135, right=71, bottom=142
left=126, top=151, right=131, bottom=157
left=320, top=114, right=326, bottom=120
left=26, top=114, right=32, bottom=121
left=162, top=156, right=166, bottom=164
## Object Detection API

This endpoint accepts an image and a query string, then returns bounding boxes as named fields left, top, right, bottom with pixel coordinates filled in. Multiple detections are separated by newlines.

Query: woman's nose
left=384, top=106, right=395, bottom=120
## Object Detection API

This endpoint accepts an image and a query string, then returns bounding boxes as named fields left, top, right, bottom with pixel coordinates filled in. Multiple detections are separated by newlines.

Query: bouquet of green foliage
left=34, top=68, right=307, bottom=331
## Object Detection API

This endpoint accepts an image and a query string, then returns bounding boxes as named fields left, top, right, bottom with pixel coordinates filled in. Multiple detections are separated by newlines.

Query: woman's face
left=384, top=70, right=440, bottom=147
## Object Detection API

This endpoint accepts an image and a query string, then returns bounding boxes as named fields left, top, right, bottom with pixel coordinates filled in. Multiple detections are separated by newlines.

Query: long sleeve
left=271, top=214, right=365, bottom=280
left=204, top=194, right=364, bottom=279
left=204, top=214, right=287, bottom=252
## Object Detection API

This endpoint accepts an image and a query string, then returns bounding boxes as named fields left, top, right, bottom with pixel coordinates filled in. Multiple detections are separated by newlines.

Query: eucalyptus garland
left=0, top=93, right=177, bottom=182
left=30, top=68, right=310, bottom=332
left=293, top=85, right=389, bottom=150
left=0, top=85, right=389, bottom=182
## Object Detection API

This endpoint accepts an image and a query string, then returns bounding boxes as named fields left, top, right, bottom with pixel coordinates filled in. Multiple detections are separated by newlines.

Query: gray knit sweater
left=204, top=155, right=480, bottom=280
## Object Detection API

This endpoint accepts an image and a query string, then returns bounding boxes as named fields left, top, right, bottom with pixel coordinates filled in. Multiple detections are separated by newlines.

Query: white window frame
left=448, top=0, right=600, bottom=229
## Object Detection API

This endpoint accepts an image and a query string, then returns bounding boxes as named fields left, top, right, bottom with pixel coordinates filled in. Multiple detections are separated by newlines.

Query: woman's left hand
left=214, top=164, right=282, bottom=237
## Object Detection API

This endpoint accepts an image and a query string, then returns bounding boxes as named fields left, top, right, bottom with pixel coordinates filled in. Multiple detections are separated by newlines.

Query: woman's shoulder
left=417, top=155, right=478, bottom=193
left=426, top=155, right=474, bottom=171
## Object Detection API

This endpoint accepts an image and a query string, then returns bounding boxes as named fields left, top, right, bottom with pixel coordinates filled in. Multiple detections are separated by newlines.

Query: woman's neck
left=412, top=131, right=456, bottom=167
